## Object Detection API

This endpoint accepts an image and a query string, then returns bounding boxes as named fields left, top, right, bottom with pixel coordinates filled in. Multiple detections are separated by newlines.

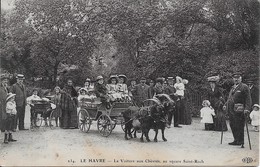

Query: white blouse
left=174, top=82, right=185, bottom=96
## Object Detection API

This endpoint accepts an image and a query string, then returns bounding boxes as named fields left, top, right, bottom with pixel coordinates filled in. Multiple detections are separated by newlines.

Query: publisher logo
left=242, top=157, right=253, bottom=163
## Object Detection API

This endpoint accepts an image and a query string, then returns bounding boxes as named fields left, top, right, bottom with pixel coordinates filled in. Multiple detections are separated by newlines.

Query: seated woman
left=117, top=74, right=131, bottom=101
left=106, top=75, right=121, bottom=102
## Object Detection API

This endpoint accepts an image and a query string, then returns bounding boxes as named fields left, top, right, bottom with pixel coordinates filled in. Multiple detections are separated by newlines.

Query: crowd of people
left=0, top=72, right=259, bottom=148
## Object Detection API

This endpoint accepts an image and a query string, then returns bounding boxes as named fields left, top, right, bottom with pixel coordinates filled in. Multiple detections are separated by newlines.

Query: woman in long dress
left=206, top=76, right=227, bottom=131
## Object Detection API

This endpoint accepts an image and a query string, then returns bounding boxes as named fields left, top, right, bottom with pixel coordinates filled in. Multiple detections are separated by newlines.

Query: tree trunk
left=53, top=62, right=60, bottom=87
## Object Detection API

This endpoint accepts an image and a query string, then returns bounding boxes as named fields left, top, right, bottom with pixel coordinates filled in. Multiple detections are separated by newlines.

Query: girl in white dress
left=250, top=104, right=259, bottom=132
left=200, top=100, right=215, bottom=131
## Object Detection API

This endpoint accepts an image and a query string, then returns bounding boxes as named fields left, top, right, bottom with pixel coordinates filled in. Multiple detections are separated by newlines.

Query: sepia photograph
left=0, top=0, right=259, bottom=166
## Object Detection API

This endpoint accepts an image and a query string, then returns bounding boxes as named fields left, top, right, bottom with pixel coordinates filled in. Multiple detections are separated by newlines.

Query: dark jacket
left=226, top=83, right=252, bottom=115
left=95, top=83, right=108, bottom=98
left=0, top=84, right=9, bottom=123
left=206, top=86, right=224, bottom=109
left=10, top=83, right=27, bottom=107
left=133, top=83, right=149, bottom=107
left=249, top=85, right=259, bottom=106
left=62, top=85, right=78, bottom=98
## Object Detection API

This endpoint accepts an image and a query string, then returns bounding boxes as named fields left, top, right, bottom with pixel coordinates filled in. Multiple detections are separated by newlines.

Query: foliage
left=0, top=0, right=259, bottom=91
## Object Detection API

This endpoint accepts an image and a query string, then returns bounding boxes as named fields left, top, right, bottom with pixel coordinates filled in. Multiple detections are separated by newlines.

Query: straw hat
left=6, top=93, right=16, bottom=102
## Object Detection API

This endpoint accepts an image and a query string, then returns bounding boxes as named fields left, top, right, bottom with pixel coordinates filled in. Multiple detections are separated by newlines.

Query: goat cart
left=78, top=98, right=133, bottom=137
left=30, top=99, right=53, bottom=128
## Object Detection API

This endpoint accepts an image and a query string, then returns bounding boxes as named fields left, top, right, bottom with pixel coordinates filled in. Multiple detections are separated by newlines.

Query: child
left=95, top=75, right=111, bottom=109
left=117, top=74, right=130, bottom=101
left=26, top=89, right=41, bottom=128
left=200, top=100, right=215, bottom=131
left=106, top=75, right=121, bottom=101
left=250, top=104, right=259, bottom=132
left=4, top=93, right=17, bottom=143
left=52, top=86, right=63, bottom=127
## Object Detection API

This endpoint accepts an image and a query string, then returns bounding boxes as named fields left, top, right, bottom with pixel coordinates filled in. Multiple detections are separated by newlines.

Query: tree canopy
left=1, top=0, right=259, bottom=90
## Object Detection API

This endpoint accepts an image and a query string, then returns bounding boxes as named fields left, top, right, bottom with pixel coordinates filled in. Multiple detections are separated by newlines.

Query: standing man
left=0, top=74, right=10, bottom=132
left=164, top=77, right=179, bottom=127
left=246, top=79, right=259, bottom=106
left=224, top=72, right=251, bottom=147
left=134, top=77, right=149, bottom=107
left=10, top=74, right=28, bottom=130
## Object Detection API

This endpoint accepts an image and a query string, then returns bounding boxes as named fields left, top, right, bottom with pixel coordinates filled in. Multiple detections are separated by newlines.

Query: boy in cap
left=4, top=93, right=17, bottom=143
left=95, top=76, right=111, bottom=109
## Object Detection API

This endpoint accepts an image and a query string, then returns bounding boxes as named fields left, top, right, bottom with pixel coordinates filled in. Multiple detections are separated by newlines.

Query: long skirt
left=60, top=99, right=78, bottom=128
left=214, top=112, right=228, bottom=131
left=177, top=97, right=192, bottom=125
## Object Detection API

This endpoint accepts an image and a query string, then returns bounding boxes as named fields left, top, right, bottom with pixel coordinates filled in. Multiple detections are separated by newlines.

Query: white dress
left=200, top=107, right=215, bottom=123
left=250, top=110, right=259, bottom=126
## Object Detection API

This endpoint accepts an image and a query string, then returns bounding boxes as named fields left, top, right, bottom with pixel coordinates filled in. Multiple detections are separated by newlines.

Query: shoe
left=4, top=134, right=8, bottom=144
left=8, top=133, right=17, bottom=142
left=228, top=141, right=240, bottom=145
left=174, top=125, right=182, bottom=128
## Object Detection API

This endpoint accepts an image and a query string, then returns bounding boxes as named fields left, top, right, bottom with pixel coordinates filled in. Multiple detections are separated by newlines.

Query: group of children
left=77, top=75, right=131, bottom=109
left=200, top=100, right=259, bottom=132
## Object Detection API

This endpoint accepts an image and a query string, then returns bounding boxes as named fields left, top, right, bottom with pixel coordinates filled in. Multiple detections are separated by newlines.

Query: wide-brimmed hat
left=207, top=75, right=220, bottom=82
left=96, top=75, right=103, bottom=81
left=79, top=87, right=88, bottom=93
left=0, top=74, right=9, bottom=81
left=253, top=104, right=260, bottom=109
left=156, top=77, right=164, bottom=84
left=232, top=72, right=242, bottom=78
left=108, top=75, right=118, bottom=84
left=6, top=93, right=16, bottom=102
left=176, top=76, right=183, bottom=83
left=16, top=74, right=25, bottom=79
left=85, top=78, right=91, bottom=82
left=118, top=74, right=127, bottom=83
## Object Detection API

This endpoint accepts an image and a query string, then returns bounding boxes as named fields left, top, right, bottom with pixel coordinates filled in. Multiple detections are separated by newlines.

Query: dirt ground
left=0, top=106, right=259, bottom=166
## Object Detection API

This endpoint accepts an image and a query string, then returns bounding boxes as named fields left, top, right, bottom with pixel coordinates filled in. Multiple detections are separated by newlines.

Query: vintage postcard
left=0, top=0, right=259, bottom=166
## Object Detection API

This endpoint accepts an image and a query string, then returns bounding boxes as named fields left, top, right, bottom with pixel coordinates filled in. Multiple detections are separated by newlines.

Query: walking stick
left=221, top=117, right=223, bottom=144
left=244, top=112, right=252, bottom=150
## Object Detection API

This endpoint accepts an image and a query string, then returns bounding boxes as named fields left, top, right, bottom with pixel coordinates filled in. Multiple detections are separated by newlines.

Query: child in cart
left=117, top=74, right=131, bottom=102
left=106, top=75, right=121, bottom=102
left=95, top=75, right=111, bottom=109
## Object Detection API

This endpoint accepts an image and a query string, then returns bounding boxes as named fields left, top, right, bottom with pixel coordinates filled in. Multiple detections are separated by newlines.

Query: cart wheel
left=97, top=114, right=113, bottom=137
left=78, top=109, right=91, bottom=133
left=49, top=110, right=59, bottom=129
left=35, top=113, right=43, bottom=127
left=121, top=121, right=135, bottom=133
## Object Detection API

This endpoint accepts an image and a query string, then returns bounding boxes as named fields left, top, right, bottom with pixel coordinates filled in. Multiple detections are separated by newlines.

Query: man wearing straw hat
left=10, top=74, right=28, bottom=130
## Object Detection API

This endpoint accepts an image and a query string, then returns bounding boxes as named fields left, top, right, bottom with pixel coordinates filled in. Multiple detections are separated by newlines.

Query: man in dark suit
left=246, top=80, right=259, bottom=106
left=224, top=72, right=251, bottom=147
left=164, top=77, right=180, bottom=127
left=10, top=74, right=28, bottom=130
